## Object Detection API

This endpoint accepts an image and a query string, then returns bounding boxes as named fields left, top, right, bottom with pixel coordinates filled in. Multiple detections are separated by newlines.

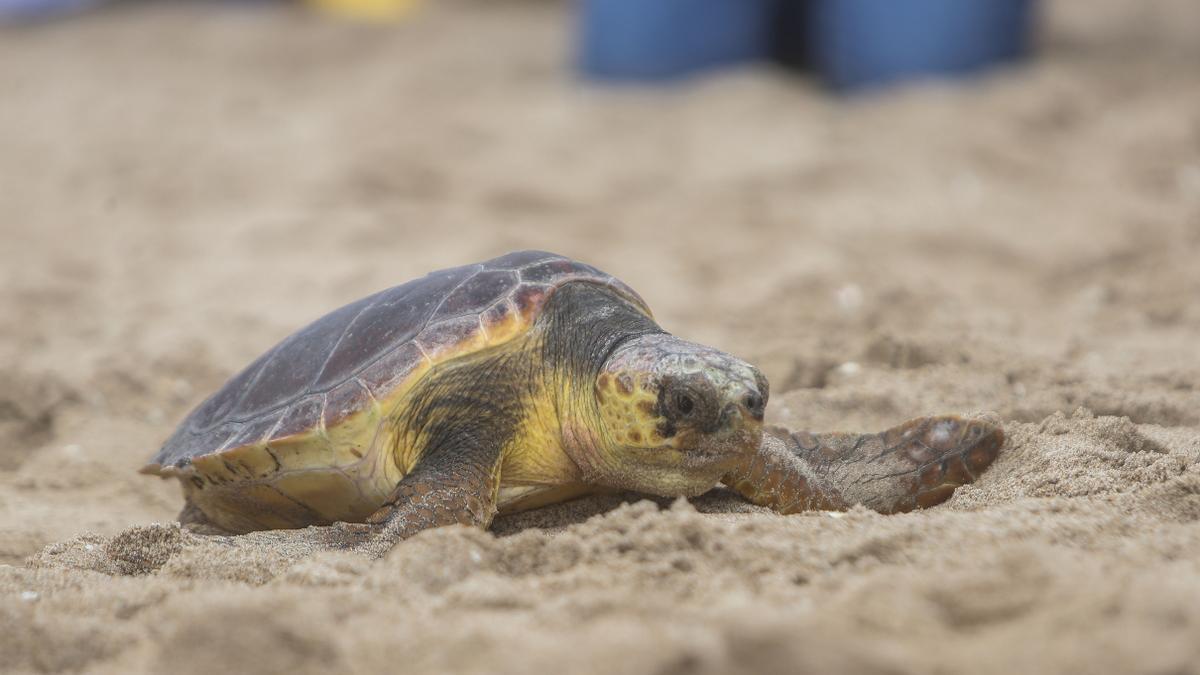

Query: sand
left=2, top=0, right=1199, bottom=672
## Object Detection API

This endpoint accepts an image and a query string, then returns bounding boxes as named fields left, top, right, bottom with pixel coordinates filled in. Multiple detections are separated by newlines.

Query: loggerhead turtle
left=144, top=251, right=1003, bottom=556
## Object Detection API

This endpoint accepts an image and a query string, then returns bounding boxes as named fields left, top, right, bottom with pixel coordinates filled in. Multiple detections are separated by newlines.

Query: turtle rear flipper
left=725, top=415, right=1004, bottom=514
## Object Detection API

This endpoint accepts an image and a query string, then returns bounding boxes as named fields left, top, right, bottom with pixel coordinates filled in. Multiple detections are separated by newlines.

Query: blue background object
left=810, top=0, right=1035, bottom=91
left=0, top=0, right=99, bottom=22
left=770, top=0, right=813, bottom=69
left=578, top=0, right=776, bottom=81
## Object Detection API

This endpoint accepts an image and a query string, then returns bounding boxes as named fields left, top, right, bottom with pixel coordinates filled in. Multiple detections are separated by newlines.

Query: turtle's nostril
left=742, top=391, right=765, bottom=420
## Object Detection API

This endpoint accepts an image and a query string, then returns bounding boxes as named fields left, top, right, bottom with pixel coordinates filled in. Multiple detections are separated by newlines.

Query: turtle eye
left=658, top=375, right=714, bottom=431
left=673, top=392, right=695, bottom=417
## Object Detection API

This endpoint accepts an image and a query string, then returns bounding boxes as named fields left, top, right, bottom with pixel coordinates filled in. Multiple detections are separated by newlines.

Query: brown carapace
left=144, top=251, right=1004, bottom=557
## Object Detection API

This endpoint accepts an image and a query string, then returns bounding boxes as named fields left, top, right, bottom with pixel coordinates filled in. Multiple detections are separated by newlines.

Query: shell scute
left=221, top=443, right=282, bottom=479
left=484, top=249, right=561, bottom=270
left=185, top=350, right=272, bottom=433
left=512, top=284, right=552, bottom=323
left=431, top=268, right=519, bottom=322
left=217, top=421, right=272, bottom=454
left=312, top=266, right=469, bottom=391
left=519, top=258, right=580, bottom=284
left=359, top=342, right=428, bottom=402
left=415, top=314, right=488, bottom=362
left=237, top=298, right=370, bottom=417
left=273, top=396, right=327, bottom=440
left=323, top=378, right=374, bottom=429
left=480, top=299, right=521, bottom=344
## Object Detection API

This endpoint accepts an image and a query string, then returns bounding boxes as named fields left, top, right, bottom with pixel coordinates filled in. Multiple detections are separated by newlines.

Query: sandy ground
left=2, top=0, right=1200, bottom=672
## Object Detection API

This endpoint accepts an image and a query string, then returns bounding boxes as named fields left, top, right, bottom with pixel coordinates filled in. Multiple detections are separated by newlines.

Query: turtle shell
left=147, top=250, right=648, bottom=473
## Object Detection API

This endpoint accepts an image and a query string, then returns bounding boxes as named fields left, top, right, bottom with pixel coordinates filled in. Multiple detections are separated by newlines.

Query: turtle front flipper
left=317, top=442, right=503, bottom=557
left=225, top=449, right=503, bottom=559
left=724, top=415, right=1004, bottom=514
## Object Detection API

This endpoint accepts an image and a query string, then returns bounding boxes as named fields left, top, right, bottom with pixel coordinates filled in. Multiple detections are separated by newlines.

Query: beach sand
left=2, top=1, right=1199, bottom=672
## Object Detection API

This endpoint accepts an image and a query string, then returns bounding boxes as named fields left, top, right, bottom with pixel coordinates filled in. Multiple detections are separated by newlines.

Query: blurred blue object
left=0, top=0, right=98, bottom=21
left=0, top=0, right=101, bottom=22
left=810, top=0, right=1035, bottom=91
left=770, top=0, right=813, bottom=69
left=578, top=0, right=775, bottom=81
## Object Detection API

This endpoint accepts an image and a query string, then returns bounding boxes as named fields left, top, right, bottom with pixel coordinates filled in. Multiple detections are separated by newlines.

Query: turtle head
left=573, top=334, right=767, bottom=496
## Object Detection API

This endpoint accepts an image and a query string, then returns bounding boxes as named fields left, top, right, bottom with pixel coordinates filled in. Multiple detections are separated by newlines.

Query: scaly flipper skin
left=242, top=449, right=504, bottom=558
left=305, top=462, right=500, bottom=557
left=355, top=450, right=501, bottom=554
left=724, top=415, right=1004, bottom=514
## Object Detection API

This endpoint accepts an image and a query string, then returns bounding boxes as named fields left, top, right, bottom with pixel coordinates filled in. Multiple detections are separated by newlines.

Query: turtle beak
left=726, top=384, right=766, bottom=424
left=718, top=373, right=768, bottom=430
left=687, top=391, right=766, bottom=468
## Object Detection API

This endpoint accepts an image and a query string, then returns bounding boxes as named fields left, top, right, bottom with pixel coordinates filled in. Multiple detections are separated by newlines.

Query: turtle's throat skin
left=468, top=282, right=661, bottom=496
left=531, top=283, right=666, bottom=486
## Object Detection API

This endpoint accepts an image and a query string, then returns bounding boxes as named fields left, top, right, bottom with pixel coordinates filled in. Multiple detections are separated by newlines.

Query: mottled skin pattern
left=588, top=333, right=767, bottom=496
left=145, top=251, right=1004, bottom=558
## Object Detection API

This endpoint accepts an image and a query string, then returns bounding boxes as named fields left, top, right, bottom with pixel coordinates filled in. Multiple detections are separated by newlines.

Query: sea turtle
left=144, top=250, right=1003, bottom=556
